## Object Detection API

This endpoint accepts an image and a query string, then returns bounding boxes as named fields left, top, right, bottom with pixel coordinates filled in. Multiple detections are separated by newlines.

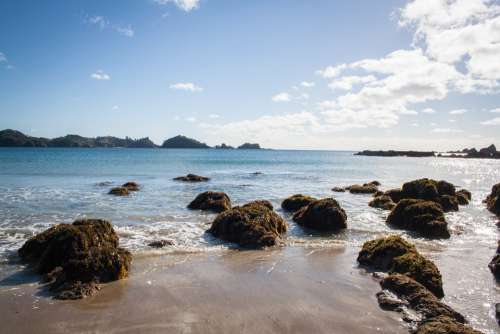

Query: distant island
left=356, top=144, right=500, bottom=159
left=0, top=129, right=263, bottom=150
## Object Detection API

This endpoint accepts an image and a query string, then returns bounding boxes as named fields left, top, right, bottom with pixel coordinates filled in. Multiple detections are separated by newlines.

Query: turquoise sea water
left=0, top=148, right=499, bottom=332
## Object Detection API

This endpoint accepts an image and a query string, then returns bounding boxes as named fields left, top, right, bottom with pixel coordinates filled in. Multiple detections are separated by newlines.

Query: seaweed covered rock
left=369, top=195, right=396, bottom=210
left=293, top=198, right=347, bottom=231
left=18, top=219, right=131, bottom=299
left=438, top=195, right=459, bottom=212
left=245, top=200, right=273, bottom=210
left=384, top=188, right=404, bottom=203
left=281, top=194, right=317, bottom=212
left=485, top=182, right=500, bottom=217
left=456, top=189, right=471, bottom=205
left=331, top=187, right=345, bottom=193
left=173, top=174, right=210, bottom=182
left=349, top=183, right=379, bottom=194
left=398, top=178, right=465, bottom=212
left=109, top=187, right=129, bottom=196
left=188, top=191, right=231, bottom=213
left=489, top=241, right=500, bottom=280
left=207, top=201, right=287, bottom=248
left=122, top=181, right=140, bottom=191
left=358, top=236, right=443, bottom=297
left=387, top=199, right=450, bottom=238
left=148, top=240, right=175, bottom=248
left=415, top=315, right=483, bottom=334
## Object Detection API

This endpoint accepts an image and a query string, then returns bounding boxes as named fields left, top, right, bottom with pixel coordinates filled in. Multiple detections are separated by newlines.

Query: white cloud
left=421, top=107, right=436, bottom=113
left=154, top=0, right=200, bottom=12
left=301, top=81, right=315, bottom=88
left=170, top=82, right=203, bottom=92
left=328, top=75, right=376, bottom=91
left=490, top=107, right=500, bottom=113
left=272, top=92, right=291, bottom=102
left=481, top=117, right=500, bottom=125
left=115, top=25, right=134, bottom=37
left=316, top=64, right=347, bottom=78
left=401, top=109, right=419, bottom=115
left=208, top=114, right=220, bottom=119
left=317, top=100, right=337, bottom=110
left=0, top=52, right=7, bottom=63
left=87, top=15, right=134, bottom=37
left=431, top=127, right=463, bottom=133
left=185, top=116, right=197, bottom=122
left=449, top=108, right=467, bottom=114
left=88, top=15, right=107, bottom=29
left=90, top=70, right=111, bottom=80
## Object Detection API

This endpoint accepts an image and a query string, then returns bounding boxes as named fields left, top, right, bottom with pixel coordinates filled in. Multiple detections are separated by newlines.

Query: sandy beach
left=1, top=246, right=406, bottom=334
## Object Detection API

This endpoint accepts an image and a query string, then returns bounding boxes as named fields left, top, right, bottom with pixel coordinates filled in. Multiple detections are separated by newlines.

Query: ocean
left=0, top=148, right=499, bottom=333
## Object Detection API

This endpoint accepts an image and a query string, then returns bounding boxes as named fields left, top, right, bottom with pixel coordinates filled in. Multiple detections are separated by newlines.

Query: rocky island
left=356, top=144, right=500, bottom=159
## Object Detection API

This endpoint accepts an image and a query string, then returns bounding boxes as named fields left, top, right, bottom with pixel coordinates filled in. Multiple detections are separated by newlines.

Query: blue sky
left=1, top=0, right=500, bottom=150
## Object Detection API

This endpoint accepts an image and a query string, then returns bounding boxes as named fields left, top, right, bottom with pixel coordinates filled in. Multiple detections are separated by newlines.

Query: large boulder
left=173, top=174, right=210, bottom=182
left=398, top=178, right=465, bottom=212
left=188, top=191, right=231, bottom=213
left=369, top=195, right=396, bottom=210
left=358, top=236, right=443, bottom=298
left=281, top=194, right=317, bottom=212
left=485, top=183, right=500, bottom=217
left=18, top=219, right=131, bottom=299
left=415, top=315, right=483, bottom=334
left=207, top=201, right=287, bottom=248
left=293, top=198, right=347, bottom=231
left=437, top=195, right=459, bottom=212
left=387, top=199, right=450, bottom=239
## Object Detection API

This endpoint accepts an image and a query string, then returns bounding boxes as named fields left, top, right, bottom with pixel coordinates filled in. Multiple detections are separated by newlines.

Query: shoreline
left=1, top=246, right=406, bottom=334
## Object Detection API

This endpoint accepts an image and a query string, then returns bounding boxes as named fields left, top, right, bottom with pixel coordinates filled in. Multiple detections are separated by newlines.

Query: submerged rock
left=293, top=198, right=347, bottom=231
left=281, top=194, right=317, bottom=212
left=207, top=201, right=287, bottom=248
left=173, top=174, right=210, bottom=182
left=109, top=187, right=130, bottom=196
left=122, top=181, right=140, bottom=191
left=485, top=182, right=500, bottom=217
left=369, top=195, right=396, bottom=210
left=387, top=199, right=450, bottom=239
left=331, top=187, right=346, bottom=193
left=188, top=191, right=231, bottom=213
left=148, top=240, right=175, bottom=248
left=349, top=183, right=379, bottom=194
left=358, top=236, right=443, bottom=298
left=18, top=219, right=131, bottom=299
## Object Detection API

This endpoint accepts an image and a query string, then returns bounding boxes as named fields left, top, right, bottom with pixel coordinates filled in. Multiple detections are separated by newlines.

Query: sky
left=1, top=0, right=500, bottom=150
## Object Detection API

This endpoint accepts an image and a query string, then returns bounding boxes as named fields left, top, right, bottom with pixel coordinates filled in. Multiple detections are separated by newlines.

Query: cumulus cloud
left=272, top=92, right=291, bottom=102
left=449, top=108, right=467, bottom=115
left=316, top=64, right=347, bottom=78
left=185, top=116, right=197, bottom=122
left=328, top=75, right=376, bottom=91
left=154, top=0, right=200, bottom=12
left=481, top=117, right=500, bottom=125
left=90, top=70, right=111, bottom=80
left=170, top=82, right=203, bottom=92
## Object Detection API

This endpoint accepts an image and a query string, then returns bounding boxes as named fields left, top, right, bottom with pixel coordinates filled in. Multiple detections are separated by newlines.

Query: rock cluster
left=292, top=198, right=347, bottom=231
left=347, top=181, right=380, bottom=194
left=18, top=219, right=131, bottom=299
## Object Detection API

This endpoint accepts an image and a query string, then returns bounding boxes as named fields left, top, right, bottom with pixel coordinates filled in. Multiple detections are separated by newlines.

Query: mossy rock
left=369, top=195, right=396, bottom=210
left=456, top=189, right=471, bottom=201
left=188, top=191, right=231, bottom=213
left=244, top=200, right=273, bottom=210
left=293, top=198, right=347, bottom=231
left=401, top=178, right=440, bottom=201
left=438, top=195, right=459, bottom=212
left=18, top=219, right=131, bottom=299
left=349, top=183, right=378, bottom=194
left=109, top=187, right=129, bottom=196
left=331, top=187, right=345, bottom=193
left=456, top=191, right=470, bottom=205
left=486, top=183, right=500, bottom=216
left=207, top=201, right=287, bottom=248
left=384, top=188, right=404, bottom=203
left=281, top=194, right=317, bottom=212
left=387, top=199, right=450, bottom=239
left=415, top=315, right=483, bottom=334
left=122, top=181, right=140, bottom=191
left=173, top=174, right=210, bottom=182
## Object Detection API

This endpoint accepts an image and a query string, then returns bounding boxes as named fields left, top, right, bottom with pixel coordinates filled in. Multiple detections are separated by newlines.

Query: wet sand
left=1, top=246, right=406, bottom=334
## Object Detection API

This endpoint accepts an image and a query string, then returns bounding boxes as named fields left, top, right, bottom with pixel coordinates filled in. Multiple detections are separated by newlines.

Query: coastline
left=1, top=246, right=406, bottom=334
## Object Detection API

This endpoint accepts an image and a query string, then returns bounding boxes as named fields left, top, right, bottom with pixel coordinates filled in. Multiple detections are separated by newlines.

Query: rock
left=331, top=187, right=346, bottom=192
left=358, top=236, right=443, bottom=298
left=148, top=240, right=175, bottom=248
left=369, top=195, right=396, bottom=210
left=456, top=189, right=472, bottom=201
left=281, top=194, right=317, bottom=212
left=109, top=187, right=130, bottom=196
left=489, top=254, right=500, bottom=280
left=373, top=190, right=384, bottom=197
left=368, top=180, right=381, bottom=186
left=415, top=315, right=483, bottom=334
left=293, top=198, right=347, bottom=231
left=207, top=201, right=287, bottom=248
left=173, top=174, right=210, bottom=182
left=496, top=303, right=500, bottom=326
left=18, top=219, right=131, bottom=299
left=380, top=274, right=465, bottom=323
left=384, top=188, right=404, bottom=203
left=162, top=135, right=210, bottom=149
left=387, top=199, right=450, bottom=239
left=349, top=183, right=379, bottom=194
left=97, top=181, right=113, bottom=187
left=188, top=191, right=231, bottom=213
left=244, top=200, right=273, bottom=210
left=122, top=181, right=140, bottom=191
left=438, top=195, right=459, bottom=212
left=485, top=183, right=500, bottom=217
left=52, top=281, right=101, bottom=300
left=376, top=290, right=408, bottom=311
left=456, top=190, right=471, bottom=205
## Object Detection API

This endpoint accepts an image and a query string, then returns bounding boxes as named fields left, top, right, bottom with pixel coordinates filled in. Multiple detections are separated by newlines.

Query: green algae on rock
left=188, top=191, right=231, bottom=213
left=292, top=198, right=347, bottom=231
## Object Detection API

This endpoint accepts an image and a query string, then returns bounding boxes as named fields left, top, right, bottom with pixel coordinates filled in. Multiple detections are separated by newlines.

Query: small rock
left=349, top=183, right=379, bottom=194
left=122, top=181, right=140, bottom=191
left=148, top=240, right=175, bottom=248
left=188, top=191, right=231, bottom=213
left=369, top=195, right=396, bottom=210
left=173, top=174, right=210, bottom=182
left=331, top=187, right=346, bottom=193
left=109, top=187, right=129, bottom=196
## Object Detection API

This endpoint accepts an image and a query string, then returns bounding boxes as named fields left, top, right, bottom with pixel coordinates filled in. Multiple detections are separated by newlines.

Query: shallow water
left=0, top=148, right=498, bottom=332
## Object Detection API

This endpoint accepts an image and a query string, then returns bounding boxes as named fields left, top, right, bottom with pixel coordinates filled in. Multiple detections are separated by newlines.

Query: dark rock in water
left=244, top=200, right=273, bottom=210
left=293, top=198, right=347, bottom=231
left=122, top=181, right=140, bottom=191
left=148, top=240, right=175, bottom=248
left=456, top=189, right=471, bottom=205
left=380, top=274, right=465, bottom=323
left=188, top=191, right=231, bottom=213
left=496, top=303, right=500, bottom=326
left=369, top=195, right=396, bottom=210
left=331, top=187, right=346, bottom=193
left=415, top=315, right=483, bottom=334
left=387, top=199, right=450, bottom=239
left=489, top=254, right=500, bottom=280
left=173, top=174, right=210, bottom=182
left=398, top=178, right=461, bottom=212
left=368, top=180, right=381, bottom=186
left=355, top=150, right=435, bottom=157
left=376, top=290, right=408, bottom=311
left=281, top=194, right=317, bottom=212
left=373, top=190, right=384, bottom=197
left=384, top=188, right=404, bottom=203
left=358, top=236, right=443, bottom=298
left=207, top=201, right=287, bottom=248
left=18, top=219, right=131, bottom=299
left=349, top=183, right=379, bottom=194
left=438, top=195, right=459, bottom=212
left=485, top=183, right=500, bottom=217
left=109, top=187, right=130, bottom=196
